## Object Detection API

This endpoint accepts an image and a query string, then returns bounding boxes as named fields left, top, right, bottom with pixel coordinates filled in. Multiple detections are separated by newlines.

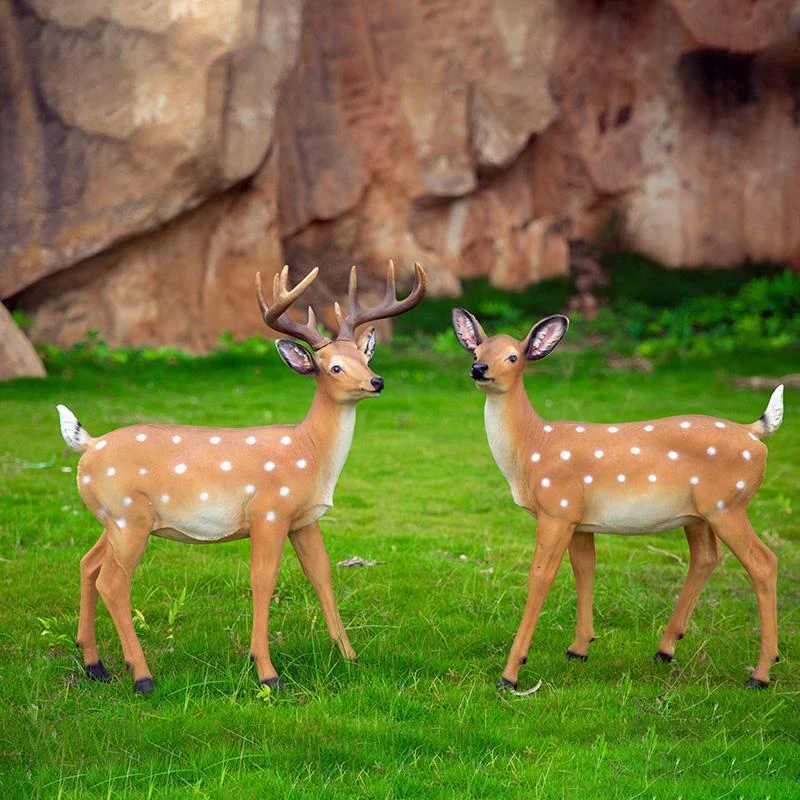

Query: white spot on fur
left=172, top=435, right=181, bottom=444
left=210, top=436, right=221, bottom=445
left=541, top=478, right=551, bottom=488
left=707, top=446, right=717, bottom=456
left=648, top=474, right=657, bottom=482
left=716, top=500, right=726, bottom=511
left=680, top=421, right=691, bottom=429
left=544, top=425, right=553, bottom=433
left=96, top=440, right=107, bottom=450
left=136, top=433, right=147, bottom=442
left=98, top=508, right=108, bottom=519
left=138, top=468, right=148, bottom=476
left=576, top=426, right=585, bottom=433
left=264, top=461, right=275, bottom=472
left=281, top=435, right=292, bottom=445
left=584, top=475, right=593, bottom=484
left=123, top=497, right=132, bottom=507
left=82, top=476, right=91, bottom=485
left=279, top=486, right=290, bottom=497
left=200, top=492, right=209, bottom=501
left=608, top=426, right=619, bottom=433
left=531, top=452, right=541, bottom=463
left=266, top=511, right=276, bottom=522
left=107, top=467, right=116, bottom=477
left=560, top=499, right=569, bottom=508
left=560, top=450, right=571, bottom=460
left=715, top=422, right=726, bottom=429
left=245, top=484, right=255, bottom=494
left=644, top=425, right=654, bottom=432
left=690, top=476, right=700, bottom=485
left=668, top=451, right=678, bottom=460
left=742, top=450, right=751, bottom=461
left=630, top=447, right=641, bottom=455
left=220, top=460, right=232, bottom=472
left=617, top=474, right=626, bottom=483
left=296, top=459, right=307, bottom=469
left=246, top=436, right=256, bottom=445
left=594, top=450, right=604, bottom=458
left=161, top=494, right=170, bottom=503
left=117, top=518, right=126, bottom=529
left=175, top=464, right=187, bottom=474
left=736, top=480, right=746, bottom=489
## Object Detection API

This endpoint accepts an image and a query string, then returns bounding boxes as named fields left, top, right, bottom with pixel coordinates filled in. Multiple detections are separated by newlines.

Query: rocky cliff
left=2, top=0, right=799, bottom=368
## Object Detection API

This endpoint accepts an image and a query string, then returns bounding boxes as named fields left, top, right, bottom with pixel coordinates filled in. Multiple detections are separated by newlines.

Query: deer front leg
left=708, top=511, right=779, bottom=687
left=499, top=516, right=574, bottom=689
left=94, top=524, right=153, bottom=693
left=655, top=521, right=721, bottom=663
left=77, top=531, right=110, bottom=682
left=289, top=522, right=357, bottom=662
left=249, top=518, right=288, bottom=691
left=566, top=531, right=596, bottom=662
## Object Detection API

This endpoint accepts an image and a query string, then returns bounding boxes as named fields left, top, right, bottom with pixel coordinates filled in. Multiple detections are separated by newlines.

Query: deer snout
left=471, top=362, right=489, bottom=380
left=371, top=376, right=384, bottom=393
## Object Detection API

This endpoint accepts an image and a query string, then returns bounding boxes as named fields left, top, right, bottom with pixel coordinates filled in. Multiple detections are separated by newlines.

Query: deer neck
left=297, top=388, right=357, bottom=505
left=483, top=380, right=543, bottom=504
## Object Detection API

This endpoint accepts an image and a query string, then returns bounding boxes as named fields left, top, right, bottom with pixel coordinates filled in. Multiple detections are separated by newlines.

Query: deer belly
left=154, top=501, right=245, bottom=543
left=579, top=493, right=699, bottom=535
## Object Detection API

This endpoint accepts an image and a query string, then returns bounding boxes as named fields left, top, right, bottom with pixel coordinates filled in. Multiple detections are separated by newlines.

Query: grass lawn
left=1, top=341, right=798, bottom=798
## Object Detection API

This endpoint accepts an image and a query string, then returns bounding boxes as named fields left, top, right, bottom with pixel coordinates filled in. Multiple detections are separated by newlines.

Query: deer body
left=59, top=263, right=426, bottom=694
left=453, top=311, right=784, bottom=690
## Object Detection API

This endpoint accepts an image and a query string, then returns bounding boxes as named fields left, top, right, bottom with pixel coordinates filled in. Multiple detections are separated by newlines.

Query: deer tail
left=749, top=385, right=784, bottom=440
left=56, top=404, right=92, bottom=453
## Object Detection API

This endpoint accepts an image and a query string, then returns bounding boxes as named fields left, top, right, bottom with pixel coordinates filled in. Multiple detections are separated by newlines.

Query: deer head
left=452, top=308, right=569, bottom=394
left=259, top=261, right=427, bottom=403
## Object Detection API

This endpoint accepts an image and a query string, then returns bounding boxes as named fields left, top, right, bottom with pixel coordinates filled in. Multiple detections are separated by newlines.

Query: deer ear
left=522, top=315, right=569, bottom=361
left=357, top=327, right=376, bottom=362
left=276, top=339, right=318, bottom=375
left=452, top=308, right=486, bottom=353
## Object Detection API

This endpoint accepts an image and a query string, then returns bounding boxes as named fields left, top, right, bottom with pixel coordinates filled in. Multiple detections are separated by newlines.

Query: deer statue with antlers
left=452, top=308, right=784, bottom=690
left=57, top=261, right=426, bottom=694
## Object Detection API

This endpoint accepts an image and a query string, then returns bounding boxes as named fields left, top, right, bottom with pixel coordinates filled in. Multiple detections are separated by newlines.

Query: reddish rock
left=0, top=302, right=45, bottom=379
left=5, top=0, right=800, bottom=350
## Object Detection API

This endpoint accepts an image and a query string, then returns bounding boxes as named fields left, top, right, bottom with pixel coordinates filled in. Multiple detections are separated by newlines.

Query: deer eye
left=508, top=354, right=518, bottom=363
left=331, top=364, right=343, bottom=374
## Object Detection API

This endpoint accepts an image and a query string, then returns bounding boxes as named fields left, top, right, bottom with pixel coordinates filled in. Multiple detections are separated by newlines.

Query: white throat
left=319, top=404, right=357, bottom=505
left=484, top=395, right=522, bottom=503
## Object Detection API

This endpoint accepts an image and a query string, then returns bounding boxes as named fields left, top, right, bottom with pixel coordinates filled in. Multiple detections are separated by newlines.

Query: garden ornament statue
left=452, top=308, right=784, bottom=691
left=57, top=261, right=427, bottom=694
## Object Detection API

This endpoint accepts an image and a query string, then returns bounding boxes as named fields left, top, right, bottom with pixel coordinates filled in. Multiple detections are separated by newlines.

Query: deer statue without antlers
left=452, top=308, right=785, bottom=690
left=57, top=261, right=426, bottom=694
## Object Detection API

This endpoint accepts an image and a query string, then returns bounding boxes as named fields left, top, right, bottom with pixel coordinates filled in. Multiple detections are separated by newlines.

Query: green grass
left=1, top=342, right=799, bottom=799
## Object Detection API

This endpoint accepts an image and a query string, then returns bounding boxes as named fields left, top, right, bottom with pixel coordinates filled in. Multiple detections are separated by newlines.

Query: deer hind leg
left=94, top=522, right=153, bottom=693
left=499, top=516, right=574, bottom=689
left=708, top=510, right=779, bottom=687
left=655, top=521, right=721, bottom=664
left=289, top=522, right=357, bottom=662
left=77, top=531, right=111, bottom=681
left=566, top=531, right=596, bottom=662
left=249, top=517, right=289, bottom=691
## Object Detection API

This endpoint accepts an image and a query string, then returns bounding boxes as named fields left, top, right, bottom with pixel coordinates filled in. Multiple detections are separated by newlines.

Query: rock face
left=4, top=0, right=800, bottom=353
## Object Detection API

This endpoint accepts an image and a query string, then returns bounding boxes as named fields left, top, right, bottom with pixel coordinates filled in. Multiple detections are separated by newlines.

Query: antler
left=334, top=260, right=428, bottom=341
left=256, top=266, right=332, bottom=351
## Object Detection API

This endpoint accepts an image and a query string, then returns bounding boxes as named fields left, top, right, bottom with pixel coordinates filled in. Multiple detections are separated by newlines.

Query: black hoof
left=134, top=677, right=155, bottom=695
left=744, top=676, right=769, bottom=690
left=260, top=676, right=286, bottom=693
left=519, top=656, right=527, bottom=666
left=775, top=654, right=781, bottom=663
left=495, top=676, right=518, bottom=691
left=566, top=649, right=588, bottom=662
left=653, top=651, right=674, bottom=664
left=85, top=661, right=111, bottom=682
